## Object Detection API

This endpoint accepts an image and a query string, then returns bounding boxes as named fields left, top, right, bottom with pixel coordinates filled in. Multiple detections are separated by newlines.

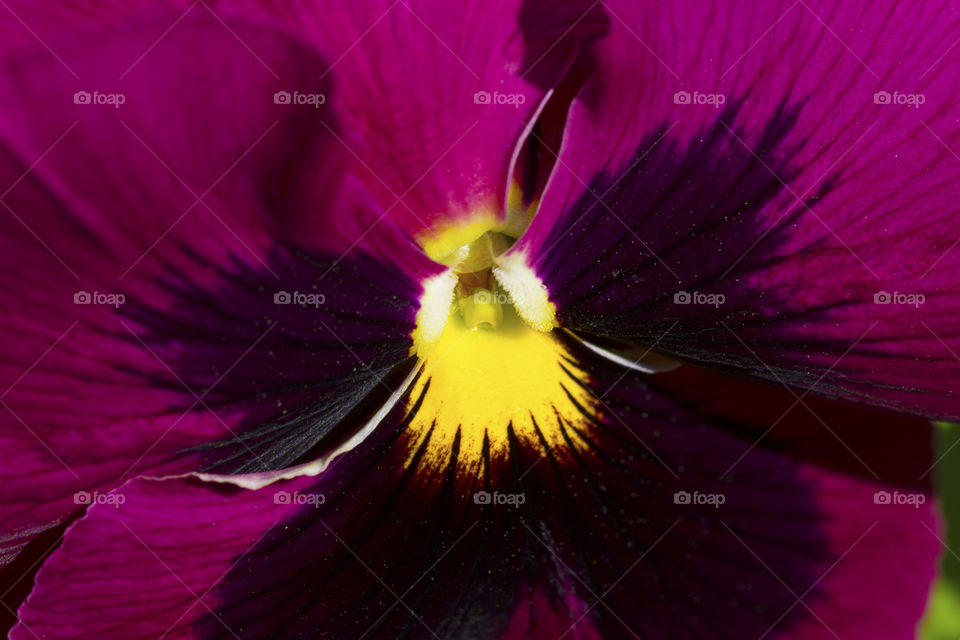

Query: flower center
left=413, top=225, right=558, bottom=353
left=449, top=230, right=511, bottom=330
left=406, top=226, right=597, bottom=476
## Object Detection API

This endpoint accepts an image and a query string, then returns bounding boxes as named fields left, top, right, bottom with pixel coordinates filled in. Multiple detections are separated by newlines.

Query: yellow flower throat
left=407, top=222, right=599, bottom=477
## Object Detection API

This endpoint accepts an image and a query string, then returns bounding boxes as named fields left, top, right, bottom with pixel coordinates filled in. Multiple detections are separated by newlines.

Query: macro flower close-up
left=3, top=0, right=960, bottom=638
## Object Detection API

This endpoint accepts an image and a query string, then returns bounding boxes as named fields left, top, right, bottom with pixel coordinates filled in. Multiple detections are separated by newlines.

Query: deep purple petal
left=0, top=7, right=438, bottom=564
left=14, top=350, right=939, bottom=639
left=515, top=0, right=960, bottom=419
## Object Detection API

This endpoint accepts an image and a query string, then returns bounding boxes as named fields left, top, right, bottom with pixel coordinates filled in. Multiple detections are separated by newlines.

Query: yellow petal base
left=405, top=304, right=597, bottom=476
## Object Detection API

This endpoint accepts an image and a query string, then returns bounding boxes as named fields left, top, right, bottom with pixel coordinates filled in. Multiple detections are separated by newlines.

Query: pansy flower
left=1, top=0, right=958, bottom=638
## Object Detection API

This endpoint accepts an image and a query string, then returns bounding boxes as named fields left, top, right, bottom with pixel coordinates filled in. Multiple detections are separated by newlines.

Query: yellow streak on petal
left=404, top=305, right=597, bottom=475
left=416, top=182, right=537, bottom=266
left=419, top=215, right=501, bottom=266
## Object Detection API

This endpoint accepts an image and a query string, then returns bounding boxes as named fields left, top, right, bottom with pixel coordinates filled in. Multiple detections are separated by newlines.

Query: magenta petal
left=205, top=0, right=599, bottom=237
left=0, top=7, right=439, bottom=565
left=516, top=0, right=960, bottom=419
left=11, top=476, right=313, bottom=640
left=14, top=354, right=939, bottom=639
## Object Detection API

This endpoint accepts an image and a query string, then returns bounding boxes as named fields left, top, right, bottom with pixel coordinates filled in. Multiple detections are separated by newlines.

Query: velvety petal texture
left=1, top=2, right=950, bottom=639
left=207, top=0, right=605, bottom=241
left=0, top=6, right=437, bottom=564
left=14, top=346, right=939, bottom=639
left=515, top=0, right=960, bottom=420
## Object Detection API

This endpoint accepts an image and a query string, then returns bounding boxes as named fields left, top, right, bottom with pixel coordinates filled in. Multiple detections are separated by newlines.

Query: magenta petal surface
left=13, top=353, right=940, bottom=639
left=12, top=476, right=311, bottom=640
left=0, top=7, right=438, bottom=565
left=207, top=0, right=601, bottom=237
left=516, top=0, right=960, bottom=419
